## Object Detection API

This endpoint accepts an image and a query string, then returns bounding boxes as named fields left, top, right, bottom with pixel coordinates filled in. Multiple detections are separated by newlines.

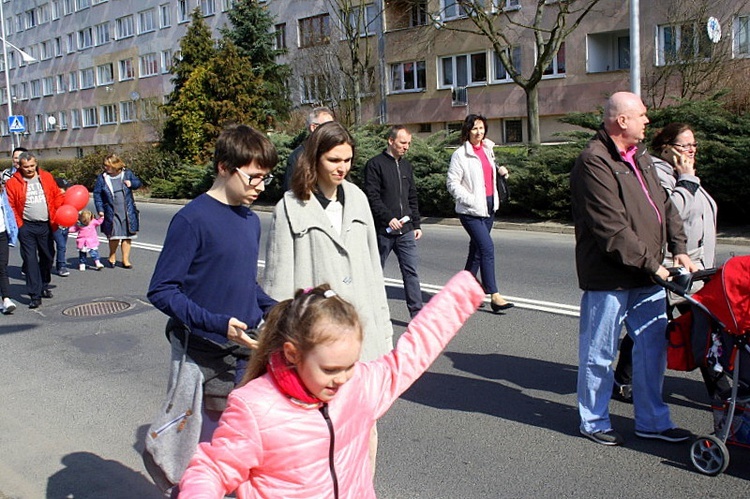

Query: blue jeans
left=78, top=248, right=100, bottom=265
left=458, top=196, right=498, bottom=294
left=377, top=230, right=423, bottom=318
left=53, top=227, right=68, bottom=270
left=577, top=285, right=674, bottom=434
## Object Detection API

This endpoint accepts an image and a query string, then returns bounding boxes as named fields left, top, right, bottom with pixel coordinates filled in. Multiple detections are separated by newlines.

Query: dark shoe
left=57, top=267, right=70, bottom=277
left=612, top=382, right=633, bottom=404
left=28, top=299, right=42, bottom=309
left=107, top=260, right=116, bottom=268
left=580, top=428, right=624, bottom=446
left=490, top=300, right=515, bottom=312
left=122, top=264, right=133, bottom=269
left=635, top=427, right=692, bottom=443
left=41, top=289, right=53, bottom=299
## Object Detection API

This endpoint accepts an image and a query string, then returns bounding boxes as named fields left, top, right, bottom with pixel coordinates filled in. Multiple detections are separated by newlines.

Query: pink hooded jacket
left=69, top=217, right=102, bottom=250
left=178, top=271, right=484, bottom=498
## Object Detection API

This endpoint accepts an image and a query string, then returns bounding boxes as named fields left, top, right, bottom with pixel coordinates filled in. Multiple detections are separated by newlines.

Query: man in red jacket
left=5, top=152, right=63, bottom=308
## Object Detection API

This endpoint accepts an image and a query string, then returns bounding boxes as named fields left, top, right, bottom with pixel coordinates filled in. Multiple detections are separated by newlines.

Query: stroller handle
left=653, top=267, right=717, bottom=297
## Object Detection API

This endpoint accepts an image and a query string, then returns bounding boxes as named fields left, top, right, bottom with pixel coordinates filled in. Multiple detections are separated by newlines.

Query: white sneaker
left=79, top=264, right=86, bottom=271
left=2, top=297, right=16, bottom=315
left=95, top=261, right=104, bottom=270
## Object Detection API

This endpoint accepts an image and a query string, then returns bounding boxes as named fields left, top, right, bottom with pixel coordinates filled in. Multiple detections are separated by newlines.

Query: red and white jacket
left=179, top=271, right=484, bottom=498
left=4, top=168, right=63, bottom=231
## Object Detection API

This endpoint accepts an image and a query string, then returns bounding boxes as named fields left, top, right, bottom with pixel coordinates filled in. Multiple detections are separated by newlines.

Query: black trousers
left=0, top=231, right=9, bottom=298
left=18, top=221, right=53, bottom=299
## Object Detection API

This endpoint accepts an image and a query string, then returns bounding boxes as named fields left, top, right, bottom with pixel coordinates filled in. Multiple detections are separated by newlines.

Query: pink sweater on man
left=68, top=218, right=102, bottom=250
left=178, top=271, right=484, bottom=498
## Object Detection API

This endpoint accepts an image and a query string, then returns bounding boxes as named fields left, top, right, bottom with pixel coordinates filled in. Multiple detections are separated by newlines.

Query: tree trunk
left=525, top=85, right=540, bottom=146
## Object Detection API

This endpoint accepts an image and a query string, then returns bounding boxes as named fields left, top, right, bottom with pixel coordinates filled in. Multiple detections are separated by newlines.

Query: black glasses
left=235, top=169, right=274, bottom=187
left=670, top=142, right=698, bottom=150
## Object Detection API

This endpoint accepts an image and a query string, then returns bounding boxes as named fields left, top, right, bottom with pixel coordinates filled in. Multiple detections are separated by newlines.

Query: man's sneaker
left=580, top=428, right=624, bottom=446
left=635, top=427, right=692, bottom=443
left=2, top=297, right=17, bottom=315
left=57, top=267, right=70, bottom=277
left=612, top=382, right=633, bottom=403
left=79, top=264, right=86, bottom=271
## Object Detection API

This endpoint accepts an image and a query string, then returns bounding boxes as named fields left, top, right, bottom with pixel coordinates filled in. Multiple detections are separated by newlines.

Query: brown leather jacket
left=571, top=128, right=687, bottom=290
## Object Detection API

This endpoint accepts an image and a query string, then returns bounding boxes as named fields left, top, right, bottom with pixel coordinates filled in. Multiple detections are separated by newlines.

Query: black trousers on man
left=18, top=221, right=53, bottom=300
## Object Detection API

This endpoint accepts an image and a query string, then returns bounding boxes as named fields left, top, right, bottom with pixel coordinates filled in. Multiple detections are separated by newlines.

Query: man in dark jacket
left=364, top=125, right=423, bottom=318
left=571, top=92, right=696, bottom=447
left=282, top=107, right=334, bottom=191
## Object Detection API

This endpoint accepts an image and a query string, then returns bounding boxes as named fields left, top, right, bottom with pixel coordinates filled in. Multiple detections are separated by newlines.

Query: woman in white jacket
left=447, top=114, right=513, bottom=313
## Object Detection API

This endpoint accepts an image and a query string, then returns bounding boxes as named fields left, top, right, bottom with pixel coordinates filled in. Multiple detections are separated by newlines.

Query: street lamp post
left=0, top=1, right=37, bottom=155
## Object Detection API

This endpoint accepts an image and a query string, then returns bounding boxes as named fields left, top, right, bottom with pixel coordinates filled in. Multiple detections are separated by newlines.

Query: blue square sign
left=8, top=115, right=25, bottom=133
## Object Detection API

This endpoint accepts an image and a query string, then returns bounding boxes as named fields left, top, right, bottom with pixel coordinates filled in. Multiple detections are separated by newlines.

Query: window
left=504, top=119, right=522, bottom=143
left=439, top=52, right=487, bottom=89
left=78, top=27, right=93, bottom=49
left=222, top=0, right=235, bottom=11
left=502, top=0, right=520, bottom=9
left=25, top=45, right=39, bottom=63
left=15, top=14, right=23, bottom=33
left=18, top=82, right=29, bottom=100
left=63, top=0, right=74, bottom=15
left=587, top=31, right=630, bottom=73
left=68, top=72, right=78, bottom=91
left=100, top=104, right=117, bottom=125
left=390, top=60, right=426, bottom=93
left=657, top=22, right=712, bottom=66
left=119, top=58, right=135, bottom=80
left=442, top=0, right=467, bottom=20
left=59, top=111, right=68, bottom=130
left=45, top=113, right=56, bottom=131
left=274, top=23, right=286, bottom=50
left=159, top=4, right=171, bottom=28
left=542, top=42, right=565, bottom=76
left=301, top=74, right=330, bottom=104
left=141, top=97, right=161, bottom=120
left=138, top=9, right=155, bottom=34
left=39, top=4, right=51, bottom=23
left=116, top=15, right=135, bottom=39
left=418, top=123, right=432, bottom=133
left=161, top=50, right=173, bottom=72
left=41, top=40, right=53, bottom=60
left=343, top=3, right=378, bottom=37
left=76, top=0, right=91, bottom=10
left=493, top=46, right=522, bottom=82
left=97, top=63, right=114, bottom=85
left=71, top=109, right=81, bottom=128
left=120, top=101, right=136, bottom=122
left=35, top=114, right=44, bottom=133
left=79, top=67, right=95, bottom=89
left=299, top=14, right=331, bottom=48
left=735, top=15, right=750, bottom=57
left=66, top=32, right=76, bottom=53
left=140, top=53, right=159, bottom=77
left=43, top=77, right=54, bottom=95
left=411, top=0, right=428, bottom=27
left=82, top=107, right=98, bottom=127
left=25, top=9, right=38, bottom=29
left=54, top=37, right=63, bottom=57
left=4, top=17, right=11, bottom=36
left=95, top=22, right=111, bottom=45
left=201, top=0, right=216, bottom=16
left=56, top=74, right=66, bottom=93
left=30, top=80, right=42, bottom=99
left=52, top=1, right=62, bottom=20
left=178, top=0, right=190, bottom=22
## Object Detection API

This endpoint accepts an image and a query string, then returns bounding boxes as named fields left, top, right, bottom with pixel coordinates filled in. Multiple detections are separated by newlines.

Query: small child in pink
left=69, top=210, right=104, bottom=271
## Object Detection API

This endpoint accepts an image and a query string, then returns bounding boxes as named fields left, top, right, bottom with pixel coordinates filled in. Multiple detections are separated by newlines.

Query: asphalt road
left=1, top=200, right=749, bottom=498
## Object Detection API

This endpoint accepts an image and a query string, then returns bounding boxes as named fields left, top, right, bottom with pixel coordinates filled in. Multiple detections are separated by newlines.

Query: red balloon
left=55, top=204, right=79, bottom=227
left=64, top=184, right=89, bottom=211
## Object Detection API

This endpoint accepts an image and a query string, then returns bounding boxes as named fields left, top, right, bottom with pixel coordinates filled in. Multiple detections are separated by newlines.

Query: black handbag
left=496, top=170, right=510, bottom=205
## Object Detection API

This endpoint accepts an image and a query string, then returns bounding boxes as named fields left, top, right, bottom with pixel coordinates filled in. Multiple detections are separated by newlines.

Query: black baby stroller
left=659, top=255, right=750, bottom=476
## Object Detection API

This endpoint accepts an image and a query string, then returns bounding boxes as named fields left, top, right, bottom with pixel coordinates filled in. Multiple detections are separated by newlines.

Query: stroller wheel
left=690, top=435, right=730, bottom=476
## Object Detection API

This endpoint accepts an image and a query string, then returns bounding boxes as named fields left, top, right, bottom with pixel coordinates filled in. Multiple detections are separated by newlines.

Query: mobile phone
left=663, top=146, right=682, bottom=168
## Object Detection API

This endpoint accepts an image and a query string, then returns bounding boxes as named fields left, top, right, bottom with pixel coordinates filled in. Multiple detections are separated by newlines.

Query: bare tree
left=425, top=0, right=604, bottom=145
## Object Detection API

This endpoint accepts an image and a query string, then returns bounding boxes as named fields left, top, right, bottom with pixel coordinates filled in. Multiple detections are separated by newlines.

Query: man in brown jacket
left=571, top=91, right=696, bottom=446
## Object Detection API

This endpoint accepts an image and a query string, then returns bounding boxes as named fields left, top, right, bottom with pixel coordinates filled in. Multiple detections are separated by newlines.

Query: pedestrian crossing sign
left=8, top=115, right=25, bottom=133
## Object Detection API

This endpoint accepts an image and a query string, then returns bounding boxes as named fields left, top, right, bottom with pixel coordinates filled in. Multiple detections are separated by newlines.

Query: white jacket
left=447, top=139, right=499, bottom=217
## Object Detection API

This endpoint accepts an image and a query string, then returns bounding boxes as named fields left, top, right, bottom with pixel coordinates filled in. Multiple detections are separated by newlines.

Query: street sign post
left=8, top=115, right=25, bottom=133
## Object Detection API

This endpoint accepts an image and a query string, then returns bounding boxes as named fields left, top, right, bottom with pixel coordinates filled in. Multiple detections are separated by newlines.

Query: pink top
left=621, top=146, right=662, bottom=224
left=68, top=218, right=102, bottom=250
left=178, top=271, right=484, bottom=499
left=473, top=142, right=494, bottom=197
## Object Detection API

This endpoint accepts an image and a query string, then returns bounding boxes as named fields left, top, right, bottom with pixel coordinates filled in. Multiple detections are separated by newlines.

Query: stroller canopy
left=694, top=255, right=750, bottom=336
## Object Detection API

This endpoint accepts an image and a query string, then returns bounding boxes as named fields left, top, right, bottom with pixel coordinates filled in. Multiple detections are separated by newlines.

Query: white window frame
left=734, top=15, right=750, bottom=58
left=66, top=32, right=76, bottom=53
left=178, top=0, right=190, bottom=23
left=342, top=3, right=378, bottom=37
left=76, top=0, right=91, bottom=11
left=138, top=9, right=156, bottom=34
left=95, top=22, right=111, bottom=45
left=68, top=71, right=78, bottom=91
left=438, top=51, right=488, bottom=89
left=201, top=0, right=216, bottom=16
left=71, top=108, right=81, bottom=128
left=120, top=100, right=136, bottom=122
left=119, top=58, right=135, bottom=80
left=161, top=49, right=173, bottom=73
left=139, top=53, right=159, bottom=77
left=82, top=107, right=98, bottom=127
left=159, top=3, right=171, bottom=28
left=492, top=46, right=522, bottom=83
left=45, top=113, right=56, bottom=132
left=100, top=104, right=117, bottom=125
left=58, top=111, right=68, bottom=130
left=78, top=27, right=93, bottom=49
left=390, top=60, right=426, bottom=93
left=656, top=21, right=712, bottom=66
left=35, top=114, right=44, bottom=132
left=56, top=74, right=66, bottom=94
left=30, top=80, right=42, bottom=99
left=42, top=76, right=54, bottom=96
left=542, top=42, right=566, bottom=78
left=79, top=67, right=95, bottom=89
left=97, top=63, right=114, bottom=85
left=116, top=15, right=135, bottom=39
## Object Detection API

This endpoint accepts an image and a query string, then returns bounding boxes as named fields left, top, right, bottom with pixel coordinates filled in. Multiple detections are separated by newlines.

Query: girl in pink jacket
left=68, top=210, right=104, bottom=271
left=178, top=271, right=483, bottom=498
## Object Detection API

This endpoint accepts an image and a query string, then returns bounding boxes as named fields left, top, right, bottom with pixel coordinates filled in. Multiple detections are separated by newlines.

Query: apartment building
left=2, top=0, right=748, bottom=158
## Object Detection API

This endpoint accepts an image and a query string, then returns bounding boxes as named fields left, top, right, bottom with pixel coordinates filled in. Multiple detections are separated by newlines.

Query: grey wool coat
left=263, top=181, right=394, bottom=361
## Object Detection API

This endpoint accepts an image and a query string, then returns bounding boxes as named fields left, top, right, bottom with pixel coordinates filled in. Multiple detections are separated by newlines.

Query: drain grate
left=63, top=300, right=134, bottom=317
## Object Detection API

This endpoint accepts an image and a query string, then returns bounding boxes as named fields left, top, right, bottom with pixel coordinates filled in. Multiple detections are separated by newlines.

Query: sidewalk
left=135, top=195, right=750, bottom=246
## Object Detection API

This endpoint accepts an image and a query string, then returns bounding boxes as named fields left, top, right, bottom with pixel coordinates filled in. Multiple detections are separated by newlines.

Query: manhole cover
left=63, top=300, right=134, bottom=317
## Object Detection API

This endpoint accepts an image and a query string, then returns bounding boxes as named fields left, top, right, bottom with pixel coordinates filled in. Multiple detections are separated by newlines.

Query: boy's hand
left=227, top=317, right=259, bottom=350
